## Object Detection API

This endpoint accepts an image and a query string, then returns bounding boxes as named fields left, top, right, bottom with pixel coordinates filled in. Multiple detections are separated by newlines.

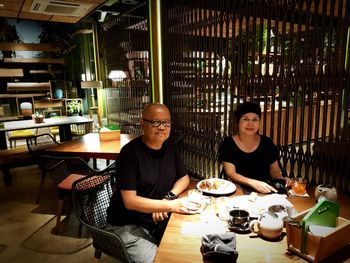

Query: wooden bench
left=0, top=147, right=36, bottom=185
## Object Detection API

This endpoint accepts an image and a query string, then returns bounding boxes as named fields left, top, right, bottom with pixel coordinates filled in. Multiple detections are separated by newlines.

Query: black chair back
left=72, top=166, right=132, bottom=263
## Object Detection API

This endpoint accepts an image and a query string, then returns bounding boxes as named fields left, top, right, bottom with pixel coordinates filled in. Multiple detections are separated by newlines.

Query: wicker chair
left=26, top=133, right=60, bottom=204
left=72, top=169, right=132, bottom=263
left=34, top=155, right=116, bottom=235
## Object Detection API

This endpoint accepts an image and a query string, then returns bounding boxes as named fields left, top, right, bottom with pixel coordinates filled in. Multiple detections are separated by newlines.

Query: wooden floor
left=0, top=161, right=115, bottom=263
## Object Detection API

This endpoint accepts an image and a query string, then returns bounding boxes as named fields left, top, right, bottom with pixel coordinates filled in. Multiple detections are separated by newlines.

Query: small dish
left=228, top=223, right=251, bottom=233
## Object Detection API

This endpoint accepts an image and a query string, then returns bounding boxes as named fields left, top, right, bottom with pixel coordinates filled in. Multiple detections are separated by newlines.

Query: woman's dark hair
left=234, top=102, right=261, bottom=123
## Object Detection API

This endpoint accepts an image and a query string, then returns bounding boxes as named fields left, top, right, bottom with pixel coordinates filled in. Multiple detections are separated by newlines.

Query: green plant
left=67, top=100, right=83, bottom=116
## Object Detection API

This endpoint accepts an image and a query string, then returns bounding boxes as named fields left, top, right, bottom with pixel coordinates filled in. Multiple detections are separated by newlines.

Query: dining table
left=154, top=179, right=350, bottom=263
left=0, top=116, right=94, bottom=150
left=44, top=132, right=138, bottom=161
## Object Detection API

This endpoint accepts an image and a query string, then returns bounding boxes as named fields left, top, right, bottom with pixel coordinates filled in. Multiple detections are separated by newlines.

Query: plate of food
left=197, top=178, right=236, bottom=195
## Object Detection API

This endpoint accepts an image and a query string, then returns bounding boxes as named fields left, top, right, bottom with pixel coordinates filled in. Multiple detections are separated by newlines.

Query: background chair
left=72, top=168, right=132, bottom=263
left=49, top=126, right=60, bottom=141
left=49, top=123, right=91, bottom=142
left=26, top=133, right=60, bottom=204
left=7, top=129, right=37, bottom=148
left=71, top=123, right=91, bottom=137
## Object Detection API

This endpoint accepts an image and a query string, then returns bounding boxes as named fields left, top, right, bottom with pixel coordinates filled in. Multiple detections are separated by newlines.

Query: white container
left=20, top=102, right=33, bottom=116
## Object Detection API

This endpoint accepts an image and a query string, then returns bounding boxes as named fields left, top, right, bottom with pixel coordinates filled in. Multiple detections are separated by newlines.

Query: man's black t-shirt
left=218, top=135, right=278, bottom=183
left=107, top=136, right=187, bottom=231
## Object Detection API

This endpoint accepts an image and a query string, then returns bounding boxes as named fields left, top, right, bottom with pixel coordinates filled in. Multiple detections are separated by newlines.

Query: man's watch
left=164, top=191, right=177, bottom=200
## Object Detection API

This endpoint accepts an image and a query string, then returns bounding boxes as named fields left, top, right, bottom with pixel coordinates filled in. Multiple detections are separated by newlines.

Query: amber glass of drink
left=292, top=177, right=307, bottom=195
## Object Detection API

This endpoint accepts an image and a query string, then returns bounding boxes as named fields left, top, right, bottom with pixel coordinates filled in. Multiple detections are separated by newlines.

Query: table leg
left=59, top=124, right=72, bottom=142
left=0, top=131, right=7, bottom=150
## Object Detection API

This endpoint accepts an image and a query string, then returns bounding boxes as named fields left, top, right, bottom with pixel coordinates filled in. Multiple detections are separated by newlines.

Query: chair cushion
left=58, top=174, right=85, bottom=190
left=58, top=174, right=109, bottom=191
left=50, top=126, right=59, bottom=134
left=74, top=175, right=110, bottom=191
left=8, top=129, right=36, bottom=139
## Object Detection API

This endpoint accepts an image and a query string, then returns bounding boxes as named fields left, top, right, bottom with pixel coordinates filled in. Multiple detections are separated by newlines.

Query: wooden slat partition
left=161, top=0, right=350, bottom=193
left=0, top=68, right=24, bottom=77
left=4, top=58, right=65, bottom=64
left=0, top=42, right=60, bottom=52
left=7, top=82, right=51, bottom=92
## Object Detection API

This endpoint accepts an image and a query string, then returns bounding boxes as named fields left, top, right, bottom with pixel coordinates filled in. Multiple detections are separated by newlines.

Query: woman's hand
left=249, top=179, right=277, bottom=194
left=284, top=177, right=292, bottom=188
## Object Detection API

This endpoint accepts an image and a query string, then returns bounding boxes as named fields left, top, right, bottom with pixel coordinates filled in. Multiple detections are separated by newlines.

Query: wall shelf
left=0, top=42, right=60, bottom=52
left=3, top=58, right=65, bottom=64
left=0, top=68, right=24, bottom=77
left=7, top=82, right=51, bottom=92
left=29, top=70, right=63, bottom=75
left=0, top=38, right=67, bottom=121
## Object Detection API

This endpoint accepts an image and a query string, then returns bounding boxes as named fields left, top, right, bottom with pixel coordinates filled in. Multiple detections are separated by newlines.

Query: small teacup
left=228, top=209, right=250, bottom=227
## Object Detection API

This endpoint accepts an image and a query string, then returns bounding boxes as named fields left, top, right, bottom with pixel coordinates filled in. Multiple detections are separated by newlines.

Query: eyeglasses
left=143, top=119, right=172, bottom=128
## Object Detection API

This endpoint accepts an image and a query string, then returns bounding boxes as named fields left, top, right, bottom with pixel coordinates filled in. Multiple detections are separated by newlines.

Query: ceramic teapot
left=314, top=184, right=337, bottom=202
left=249, top=211, right=284, bottom=240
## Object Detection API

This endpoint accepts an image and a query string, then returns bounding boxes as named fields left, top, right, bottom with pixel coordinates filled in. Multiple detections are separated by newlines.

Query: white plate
left=197, top=178, right=236, bottom=195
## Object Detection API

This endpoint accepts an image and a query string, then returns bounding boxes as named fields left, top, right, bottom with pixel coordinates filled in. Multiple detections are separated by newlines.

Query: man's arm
left=121, top=175, right=193, bottom=214
left=167, top=174, right=190, bottom=197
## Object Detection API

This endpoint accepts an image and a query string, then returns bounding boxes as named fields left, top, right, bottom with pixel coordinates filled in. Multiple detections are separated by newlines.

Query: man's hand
left=152, top=197, right=202, bottom=224
left=152, top=211, right=169, bottom=224
left=172, top=197, right=202, bottom=214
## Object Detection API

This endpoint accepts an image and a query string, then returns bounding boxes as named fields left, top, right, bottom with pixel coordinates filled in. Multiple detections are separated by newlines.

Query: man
left=106, top=103, right=200, bottom=263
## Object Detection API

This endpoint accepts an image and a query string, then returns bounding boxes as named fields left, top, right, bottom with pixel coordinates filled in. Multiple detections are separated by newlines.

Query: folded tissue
left=99, top=124, right=120, bottom=141
left=200, top=233, right=238, bottom=262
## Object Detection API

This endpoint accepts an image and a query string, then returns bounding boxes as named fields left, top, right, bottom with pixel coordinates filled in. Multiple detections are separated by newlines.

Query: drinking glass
left=292, top=177, right=307, bottom=195
left=187, top=189, right=203, bottom=202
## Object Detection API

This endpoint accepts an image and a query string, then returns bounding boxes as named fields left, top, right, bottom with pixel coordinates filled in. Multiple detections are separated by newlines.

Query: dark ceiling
left=0, top=0, right=144, bottom=24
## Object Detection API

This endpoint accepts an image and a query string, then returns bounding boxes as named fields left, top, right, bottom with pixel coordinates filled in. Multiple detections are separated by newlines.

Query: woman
left=219, top=101, right=289, bottom=194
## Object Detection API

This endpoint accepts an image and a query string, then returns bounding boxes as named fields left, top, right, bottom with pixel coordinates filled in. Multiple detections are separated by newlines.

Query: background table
left=0, top=116, right=93, bottom=149
left=45, top=133, right=138, bottom=160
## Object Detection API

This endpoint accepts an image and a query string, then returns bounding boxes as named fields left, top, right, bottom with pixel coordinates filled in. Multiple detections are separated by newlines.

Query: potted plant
left=67, top=100, right=83, bottom=116
left=32, top=111, right=44, bottom=123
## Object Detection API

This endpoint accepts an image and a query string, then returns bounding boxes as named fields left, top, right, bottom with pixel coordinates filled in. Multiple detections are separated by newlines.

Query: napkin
left=200, top=233, right=239, bottom=262
left=181, top=222, right=227, bottom=236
